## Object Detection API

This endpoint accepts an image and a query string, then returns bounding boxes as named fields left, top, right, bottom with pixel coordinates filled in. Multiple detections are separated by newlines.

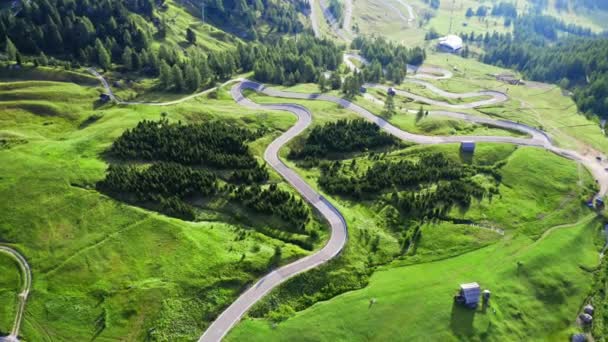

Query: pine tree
left=318, top=73, right=328, bottom=92
left=159, top=60, right=172, bottom=89
left=384, top=93, right=395, bottom=115
left=330, top=72, right=341, bottom=90
left=122, top=47, right=133, bottom=70
left=39, top=52, right=48, bottom=66
left=185, top=64, right=201, bottom=91
left=416, top=106, right=425, bottom=122
left=186, top=28, right=197, bottom=45
left=172, top=64, right=185, bottom=91
left=95, top=39, right=111, bottom=71
left=5, top=37, right=17, bottom=62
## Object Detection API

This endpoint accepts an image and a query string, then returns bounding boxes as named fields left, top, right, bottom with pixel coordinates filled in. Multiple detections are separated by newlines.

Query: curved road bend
left=343, top=53, right=454, bottom=81
left=236, top=80, right=608, bottom=198
left=367, top=83, right=508, bottom=109
left=87, top=68, right=239, bottom=107
left=0, top=246, right=32, bottom=342
left=87, top=70, right=608, bottom=341
left=199, top=81, right=348, bottom=342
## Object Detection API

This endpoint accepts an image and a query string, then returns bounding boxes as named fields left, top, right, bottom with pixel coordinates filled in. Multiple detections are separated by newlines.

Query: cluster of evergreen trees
left=318, top=153, right=476, bottom=197
left=422, top=0, right=440, bottom=10
left=98, top=118, right=315, bottom=231
left=108, top=118, right=264, bottom=172
left=98, top=162, right=218, bottom=220
left=201, top=0, right=307, bottom=38
left=466, top=14, right=607, bottom=117
left=250, top=36, right=342, bottom=85
left=350, top=36, right=426, bottom=84
left=392, top=180, right=485, bottom=219
left=232, top=183, right=310, bottom=231
left=288, top=119, right=398, bottom=160
left=0, top=0, right=325, bottom=92
left=318, top=153, right=498, bottom=220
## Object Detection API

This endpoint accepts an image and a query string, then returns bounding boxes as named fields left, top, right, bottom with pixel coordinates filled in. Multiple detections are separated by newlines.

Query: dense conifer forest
left=458, top=14, right=607, bottom=117
left=350, top=36, right=426, bottom=83
left=199, top=0, right=308, bottom=37
left=0, top=0, right=341, bottom=91
left=249, top=36, right=342, bottom=85
left=98, top=119, right=314, bottom=239
left=288, top=119, right=399, bottom=160
left=318, top=153, right=500, bottom=220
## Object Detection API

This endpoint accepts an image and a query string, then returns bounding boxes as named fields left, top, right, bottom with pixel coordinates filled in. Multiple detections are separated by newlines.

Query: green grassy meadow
left=228, top=215, right=601, bottom=341
left=0, top=253, right=19, bottom=336
left=225, top=87, right=600, bottom=340
left=0, top=73, right=324, bottom=340
left=349, top=0, right=608, bottom=46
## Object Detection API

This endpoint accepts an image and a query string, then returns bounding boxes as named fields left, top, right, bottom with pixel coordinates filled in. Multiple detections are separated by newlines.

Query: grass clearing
left=0, top=253, right=19, bottom=335
left=351, top=0, right=608, bottom=45
left=0, top=75, right=325, bottom=340
left=228, top=215, right=601, bottom=341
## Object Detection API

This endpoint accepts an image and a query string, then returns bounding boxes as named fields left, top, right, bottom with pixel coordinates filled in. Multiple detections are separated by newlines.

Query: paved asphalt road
left=198, top=81, right=349, bottom=342
left=0, top=246, right=32, bottom=342
left=199, top=79, right=608, bottom=341
left=88, top=68, right=608, bottom=341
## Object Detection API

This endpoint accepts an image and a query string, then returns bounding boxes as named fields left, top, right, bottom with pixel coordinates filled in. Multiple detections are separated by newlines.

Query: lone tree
left=416, top=105, right=425, bottom=122
left=5, top=37, right=17, bottom=62
left=318, top=73, right=328, bottom=92
left=186, top=28, right=197, bottom=45
left=384, top=92, right=396, bottom=116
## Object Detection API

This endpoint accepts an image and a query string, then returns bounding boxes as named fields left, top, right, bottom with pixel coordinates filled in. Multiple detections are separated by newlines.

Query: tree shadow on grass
left=450, top=301, right=476, bottom=338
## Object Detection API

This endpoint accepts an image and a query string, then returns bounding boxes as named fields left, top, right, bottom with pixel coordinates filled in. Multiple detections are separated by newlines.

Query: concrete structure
left=456, top=282, right=481, bottom=308
left=438, top=35, right=463, bottom=53
left=461, top=141, right=476, bottom=153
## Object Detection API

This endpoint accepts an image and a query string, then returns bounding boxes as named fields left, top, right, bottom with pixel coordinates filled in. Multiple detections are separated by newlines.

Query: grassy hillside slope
left=228, top=215, right=601, bottom=341
left=0, top=73, right=320, bottom=340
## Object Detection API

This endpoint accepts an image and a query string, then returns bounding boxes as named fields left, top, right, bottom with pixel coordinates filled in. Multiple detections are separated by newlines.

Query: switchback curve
left=199, top=82, right=348, bottom=342
left=87, top=69, right=608, bottom=341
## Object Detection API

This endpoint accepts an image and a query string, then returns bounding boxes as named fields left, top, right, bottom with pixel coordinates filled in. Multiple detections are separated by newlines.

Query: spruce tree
left=186, top=28, right=197, bottom=45
left=318, top=73, right=328, bottom=92
left=172, top=64, right=185, bottom=91
left=159, top=61, right=172, bottom=89
left=95, top=39, right=111, bottom=71
left=384, top=93, right=395, bottom=116
left=5, top=37, right=17, bottom=62
left=122, top=47, right=133, bottom=70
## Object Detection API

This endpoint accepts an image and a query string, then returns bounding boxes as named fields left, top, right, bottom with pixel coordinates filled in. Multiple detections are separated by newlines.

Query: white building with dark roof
left=439, top=35, right=463, bottom=53
left=458, top=282, right=480, bottom=308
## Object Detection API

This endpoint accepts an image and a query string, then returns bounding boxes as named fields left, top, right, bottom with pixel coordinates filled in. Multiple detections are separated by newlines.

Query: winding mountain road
left=199, top=82, right=348, bottom=342
left=88, top=65, right=608, bottom=341
left=0, top=246, right=32, bottom=342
